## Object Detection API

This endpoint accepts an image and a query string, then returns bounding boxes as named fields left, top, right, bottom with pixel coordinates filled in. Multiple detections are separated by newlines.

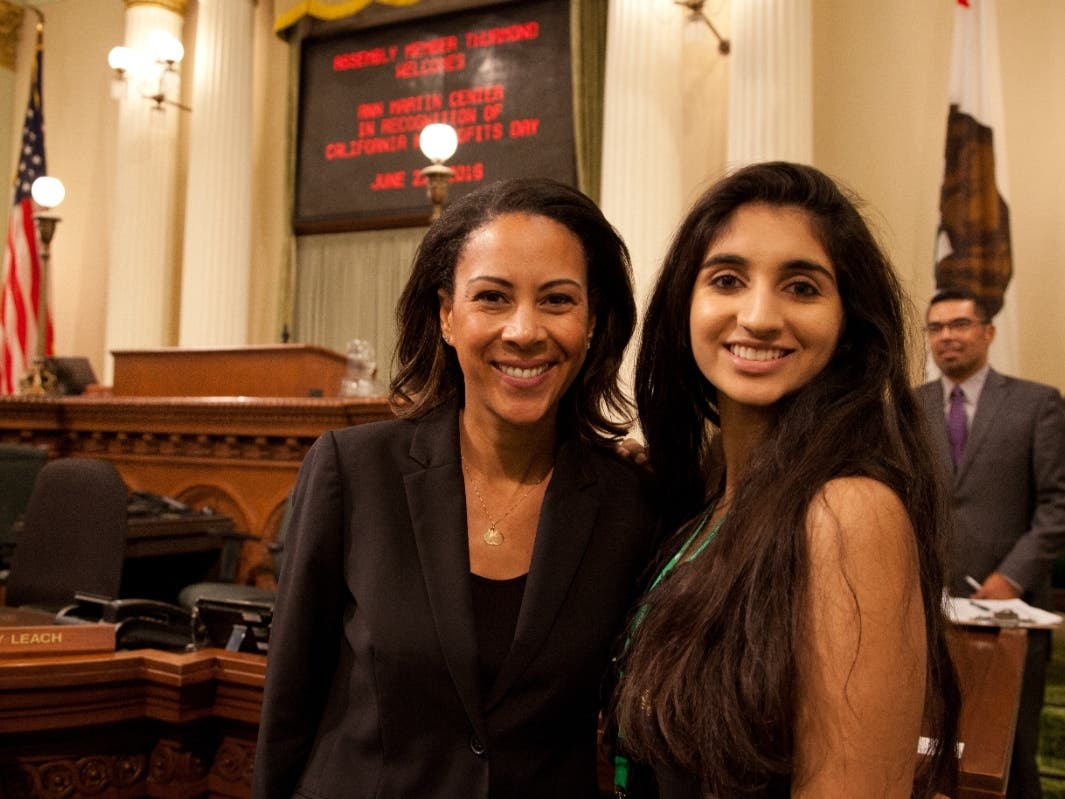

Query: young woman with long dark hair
left=614, top=162, right=960, bottom=798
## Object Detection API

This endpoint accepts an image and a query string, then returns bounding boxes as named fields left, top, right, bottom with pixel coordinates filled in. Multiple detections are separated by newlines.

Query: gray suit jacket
left=251, top=401, right=656, bottom=799
left=917, top=369, right=1065, bottom=608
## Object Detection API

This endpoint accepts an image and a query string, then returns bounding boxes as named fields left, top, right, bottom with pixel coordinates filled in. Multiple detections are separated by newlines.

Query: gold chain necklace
left=461, top=458, right=552, bottom=546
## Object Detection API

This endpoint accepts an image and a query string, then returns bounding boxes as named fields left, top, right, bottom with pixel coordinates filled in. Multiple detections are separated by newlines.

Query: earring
left=442, top=332, right=452, bottom=345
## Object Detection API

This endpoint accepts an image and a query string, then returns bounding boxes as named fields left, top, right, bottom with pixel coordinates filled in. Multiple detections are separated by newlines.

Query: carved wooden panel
left=0, top=650, right=265, bottom=799
left=0, top=396, right=392, bottom=584
left=0, top=753, right=148, bottom=799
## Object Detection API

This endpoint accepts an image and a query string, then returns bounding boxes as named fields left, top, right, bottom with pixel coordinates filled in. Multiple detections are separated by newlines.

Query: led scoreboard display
left=295, top=0, right=576, bottom=232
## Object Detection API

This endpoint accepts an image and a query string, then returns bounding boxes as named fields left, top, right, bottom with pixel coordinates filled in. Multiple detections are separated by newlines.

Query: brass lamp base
left=19, top=357, right=60, bottom=396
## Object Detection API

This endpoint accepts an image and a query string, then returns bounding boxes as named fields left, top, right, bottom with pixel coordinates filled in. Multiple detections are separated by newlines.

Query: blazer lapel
left=958, top=369, right=1006, bottom=485
left=486, top=438, right=599, bottom=708
left=405, top=404, right=486, bottom=737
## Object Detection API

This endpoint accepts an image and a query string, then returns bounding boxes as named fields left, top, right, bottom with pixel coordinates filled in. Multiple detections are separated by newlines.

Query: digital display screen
left=295, top=0, right=575, bottom=232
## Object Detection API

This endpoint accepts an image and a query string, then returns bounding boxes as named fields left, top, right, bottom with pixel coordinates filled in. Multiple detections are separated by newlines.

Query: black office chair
left=5, top=458, right=128, bottom=612
left=176, top=495, right=291, bottom=610
left=0, top=443, right=48, bottom=570
left=177, top=498, right=290, bottom=653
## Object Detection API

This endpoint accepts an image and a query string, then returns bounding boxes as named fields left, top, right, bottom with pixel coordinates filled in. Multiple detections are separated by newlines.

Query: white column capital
left=124, top=0, right=188, bottom=17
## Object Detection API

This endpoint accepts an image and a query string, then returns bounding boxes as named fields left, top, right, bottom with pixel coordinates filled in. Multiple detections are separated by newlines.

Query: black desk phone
left=57, top=592, right=195, bottom=652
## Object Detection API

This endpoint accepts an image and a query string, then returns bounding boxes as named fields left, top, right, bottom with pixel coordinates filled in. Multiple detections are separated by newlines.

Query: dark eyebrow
left=781, top=259, right=837, bottom=284
left=701, top=253, right=745, bottom=269
left=540, top=278, right=585, bottom=291
left=700, top=254, right=836, bottom=284
left=465, top=276, right=513, bottom=289
left=465, top=276, right=585, bottom=291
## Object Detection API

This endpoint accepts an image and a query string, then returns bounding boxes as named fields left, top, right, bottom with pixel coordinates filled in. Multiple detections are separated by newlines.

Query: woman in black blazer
left=252, top=179, right=656, bottom=799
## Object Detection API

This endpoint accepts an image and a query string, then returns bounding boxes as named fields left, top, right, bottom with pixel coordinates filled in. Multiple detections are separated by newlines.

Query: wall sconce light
left=675, top=0, right=730, bottom=55
left=108, top=29, right=191, bottom=112
left=18, top=175, right=65, bottom=396
left=418, top=123, right=458, bottom=222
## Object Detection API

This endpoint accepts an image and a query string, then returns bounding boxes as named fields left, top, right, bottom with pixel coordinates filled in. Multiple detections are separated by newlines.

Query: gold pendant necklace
left=462, top=458, right=552, bottom=546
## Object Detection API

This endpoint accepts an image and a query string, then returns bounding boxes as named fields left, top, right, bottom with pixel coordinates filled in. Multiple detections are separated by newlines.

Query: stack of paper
left=944, top=596, right=1062, bottom=628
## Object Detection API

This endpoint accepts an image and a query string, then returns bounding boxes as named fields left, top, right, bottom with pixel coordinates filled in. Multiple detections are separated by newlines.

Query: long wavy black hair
left=390, top=177, right=636, bottom=442
left=616, top=162, right=960, bottom=797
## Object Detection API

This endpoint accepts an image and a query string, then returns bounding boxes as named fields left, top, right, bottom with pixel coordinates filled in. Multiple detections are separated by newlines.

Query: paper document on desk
left=945, top=595, right=1062, bottom=628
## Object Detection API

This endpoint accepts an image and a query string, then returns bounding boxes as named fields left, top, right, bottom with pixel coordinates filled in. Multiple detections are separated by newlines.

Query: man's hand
left=970, top=571, right=1022, bottom=600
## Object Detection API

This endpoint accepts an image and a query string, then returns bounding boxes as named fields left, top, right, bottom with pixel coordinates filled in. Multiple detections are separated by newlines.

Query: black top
left=471, top=572, right=528, bottom=695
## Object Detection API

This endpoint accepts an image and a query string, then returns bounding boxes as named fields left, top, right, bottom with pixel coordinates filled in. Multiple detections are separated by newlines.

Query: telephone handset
left=57, top=592, right=195, bottom=652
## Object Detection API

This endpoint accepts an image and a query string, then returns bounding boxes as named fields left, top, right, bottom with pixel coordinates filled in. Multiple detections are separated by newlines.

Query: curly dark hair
left=390, top=177, right=636, bottom=442
left=617, top=162, right=960, bottom=798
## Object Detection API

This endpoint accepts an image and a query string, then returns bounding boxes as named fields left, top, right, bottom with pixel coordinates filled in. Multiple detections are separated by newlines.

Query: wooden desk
left=123, top=515, right=241, bottom=604
left=0, top=626, right=1030, bottom=799
left=0, top=395, right=393, bottom=586
left=125, top=514, right=237, bottom=560
left=0, top=648, right=265, bottom=799
left=6, top=513, right=241, bottom=605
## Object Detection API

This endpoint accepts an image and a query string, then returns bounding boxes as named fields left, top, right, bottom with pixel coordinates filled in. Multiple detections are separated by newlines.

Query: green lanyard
left=613, top=509, right=726, bottom=796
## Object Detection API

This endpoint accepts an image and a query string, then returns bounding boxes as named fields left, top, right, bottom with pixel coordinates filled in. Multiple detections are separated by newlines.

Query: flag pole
left=18, top=17, right=61, bottom=396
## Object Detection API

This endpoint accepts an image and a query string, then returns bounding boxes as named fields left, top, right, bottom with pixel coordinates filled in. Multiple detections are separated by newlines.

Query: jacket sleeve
left=251, top=432, right=347, bottom=799
left=998, top=387, right=1065, bottom=592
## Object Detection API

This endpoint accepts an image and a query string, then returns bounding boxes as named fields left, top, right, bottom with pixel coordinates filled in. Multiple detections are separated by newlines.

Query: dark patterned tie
left=948, top=385, right=967, bottom=468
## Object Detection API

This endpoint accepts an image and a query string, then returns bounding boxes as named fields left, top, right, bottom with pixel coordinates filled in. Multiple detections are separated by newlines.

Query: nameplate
left=0, top=608, right=116, bottom=657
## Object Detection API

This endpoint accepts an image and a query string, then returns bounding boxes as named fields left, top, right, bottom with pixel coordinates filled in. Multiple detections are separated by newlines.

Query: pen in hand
left=963, top=575, right=994, bottom=612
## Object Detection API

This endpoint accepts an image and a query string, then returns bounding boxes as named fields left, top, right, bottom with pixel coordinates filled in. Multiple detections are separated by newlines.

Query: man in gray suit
left=918, top=287, right=1065, bottom=799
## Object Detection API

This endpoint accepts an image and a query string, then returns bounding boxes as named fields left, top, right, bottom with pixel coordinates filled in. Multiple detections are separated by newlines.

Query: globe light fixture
left=419, top=123, right=458, bottom=164
left=31, top=175, right=65, bottom=209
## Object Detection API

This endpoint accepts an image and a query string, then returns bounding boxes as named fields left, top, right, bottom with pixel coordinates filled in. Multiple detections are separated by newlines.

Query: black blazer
left=251, top=402, right=656, bottom=799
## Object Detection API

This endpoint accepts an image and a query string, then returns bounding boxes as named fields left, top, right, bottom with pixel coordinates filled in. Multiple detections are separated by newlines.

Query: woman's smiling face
left=439, top=212, right=595, bottom=431
left=689, top=202, right=844, bottom=414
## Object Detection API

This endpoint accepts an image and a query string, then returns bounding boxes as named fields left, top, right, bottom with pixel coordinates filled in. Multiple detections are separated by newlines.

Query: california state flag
left=935, top=0, right=1017, bottom=372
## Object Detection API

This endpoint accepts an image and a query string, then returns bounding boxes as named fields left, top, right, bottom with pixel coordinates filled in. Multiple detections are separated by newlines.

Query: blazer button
left=469, top=734, right=487, bottom=756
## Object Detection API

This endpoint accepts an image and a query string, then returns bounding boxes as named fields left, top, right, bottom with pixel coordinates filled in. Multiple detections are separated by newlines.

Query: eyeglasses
left=924, top=317, right=986, bottom=335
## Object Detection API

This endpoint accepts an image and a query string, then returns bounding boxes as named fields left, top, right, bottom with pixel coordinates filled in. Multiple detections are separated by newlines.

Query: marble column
left=178, top=0, right=255, bottom=346
left=104, top=0, right=186, bottom=383
left=727, top=0, right=813, bottom=167
left=601, top=0, right=686, bottom=310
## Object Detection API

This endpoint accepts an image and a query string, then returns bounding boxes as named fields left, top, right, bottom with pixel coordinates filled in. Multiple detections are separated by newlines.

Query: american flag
left=0, top=24, right=51, bottom=395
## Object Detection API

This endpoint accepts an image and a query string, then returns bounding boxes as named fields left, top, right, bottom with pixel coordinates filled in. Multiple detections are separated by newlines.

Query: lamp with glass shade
left=418, top=123, right=458, bottom=221
left=107, top=29, right=190, bottom=111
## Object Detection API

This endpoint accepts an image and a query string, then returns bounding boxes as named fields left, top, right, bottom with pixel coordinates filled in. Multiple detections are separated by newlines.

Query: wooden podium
left=111, top=345, right=348, bottom=398
left=949, top=625, right=1029, bottom=799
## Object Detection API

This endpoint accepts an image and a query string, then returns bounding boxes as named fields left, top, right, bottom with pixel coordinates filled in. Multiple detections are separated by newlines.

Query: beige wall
left=7, top=1, right=1065, bottom=390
